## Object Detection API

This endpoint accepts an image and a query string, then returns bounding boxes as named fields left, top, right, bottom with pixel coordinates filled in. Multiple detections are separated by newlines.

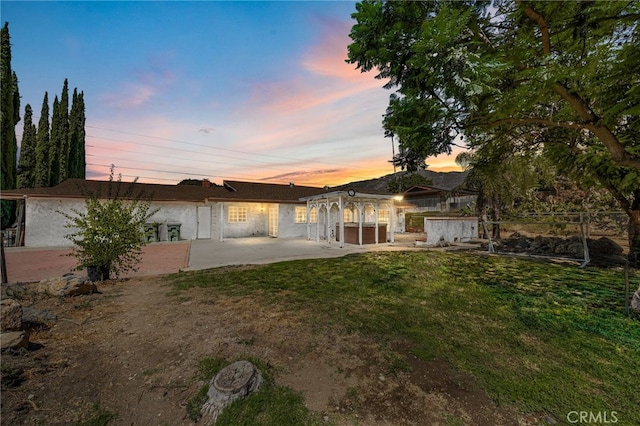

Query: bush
left=60, top=170, right=156, bottom=280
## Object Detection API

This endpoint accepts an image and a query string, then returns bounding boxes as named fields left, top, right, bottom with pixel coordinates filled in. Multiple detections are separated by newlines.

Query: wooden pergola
left=300, top=190, right=399, bottom=248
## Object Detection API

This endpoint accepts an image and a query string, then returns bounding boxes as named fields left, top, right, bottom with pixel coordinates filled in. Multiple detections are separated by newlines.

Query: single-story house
left=1, top=179, right=403, bottom=248
left=402, top=185, right=477, bottom=213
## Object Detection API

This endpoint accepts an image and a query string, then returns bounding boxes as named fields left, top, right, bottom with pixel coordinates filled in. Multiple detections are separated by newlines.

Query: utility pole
left=391, top=135, right=396, bottom=174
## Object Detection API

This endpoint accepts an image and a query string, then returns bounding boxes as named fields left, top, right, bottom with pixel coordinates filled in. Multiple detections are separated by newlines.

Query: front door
left=197, top=206, right=211, bottom=239
left=268, top=207, right=278, bottom=237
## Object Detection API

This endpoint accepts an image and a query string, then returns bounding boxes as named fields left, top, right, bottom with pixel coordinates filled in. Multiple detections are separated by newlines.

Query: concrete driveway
left=187, top=236, right=417, bottom=271
left=2, top=235, right=420, bottom=283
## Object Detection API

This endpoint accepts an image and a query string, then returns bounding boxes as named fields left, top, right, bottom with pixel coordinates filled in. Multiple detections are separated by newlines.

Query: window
left=228, top=206, right=247, bottom=223
left=295, top=207, right=306, bottom=223
left=378, top=209, right=390, bottom=223
left=309, top=207, right=317, bottom=223
left=343, top=209, right=353, bottom=222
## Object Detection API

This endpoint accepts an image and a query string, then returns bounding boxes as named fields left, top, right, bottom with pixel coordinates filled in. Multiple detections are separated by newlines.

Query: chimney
left=202, top=179, right=211, bottom=188
left=289, top=182, right=295, bottom=188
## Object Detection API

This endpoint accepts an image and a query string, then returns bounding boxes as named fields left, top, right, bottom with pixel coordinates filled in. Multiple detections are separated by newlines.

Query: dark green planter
left=87, top=264, right=110, bottom=281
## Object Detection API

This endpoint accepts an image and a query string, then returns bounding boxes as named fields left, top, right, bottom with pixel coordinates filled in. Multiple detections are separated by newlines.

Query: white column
left=374, top=203, right=379, bottom=244
left=306, top=200, right=311, bottom=241
left=316, top=204, right=321, bottom=242
left=219, top=203, right=224, bottom=241
left=339, top=196, right=344, bottom=248
left=326, top=199, right=330, bottom=244
left=389, top=203, right=395, bottom=243
left=357, top=203, right=363, bottom=246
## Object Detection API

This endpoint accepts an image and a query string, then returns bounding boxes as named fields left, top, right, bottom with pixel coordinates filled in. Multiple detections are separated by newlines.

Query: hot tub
left=336, top=223, right=387, bottom=245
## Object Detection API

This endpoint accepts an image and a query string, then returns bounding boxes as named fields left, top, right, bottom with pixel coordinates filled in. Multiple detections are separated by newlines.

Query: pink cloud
left=101, top=83, right=157, bottom=110
left=245, top=17, right=385, bottom=116
left=99, top=57, right=175, bottom=111
left=301, top=18, right=380, bottom=86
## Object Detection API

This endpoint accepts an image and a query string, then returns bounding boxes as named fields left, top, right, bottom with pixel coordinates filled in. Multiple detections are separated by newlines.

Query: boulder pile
left=496, top=234, right=627, bottom=266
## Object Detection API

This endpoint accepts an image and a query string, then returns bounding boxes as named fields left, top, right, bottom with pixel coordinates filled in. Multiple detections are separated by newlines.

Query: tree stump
left=200, top=360, right=263, bottom=425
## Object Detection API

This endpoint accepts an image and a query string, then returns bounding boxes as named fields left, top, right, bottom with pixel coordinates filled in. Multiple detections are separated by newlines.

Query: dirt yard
left=1, top=275, right=535, bottom=425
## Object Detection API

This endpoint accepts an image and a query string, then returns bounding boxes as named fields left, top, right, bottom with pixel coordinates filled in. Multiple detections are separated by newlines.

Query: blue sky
left=2, top=0, right=462, bottom=186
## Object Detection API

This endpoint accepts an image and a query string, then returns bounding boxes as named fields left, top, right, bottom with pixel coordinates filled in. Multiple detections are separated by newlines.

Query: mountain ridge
left=336, top=169, right=469, bottom=193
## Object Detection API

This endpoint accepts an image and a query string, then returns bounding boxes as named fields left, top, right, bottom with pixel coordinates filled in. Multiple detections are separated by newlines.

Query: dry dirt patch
left=2, top=276, right=527, bottom=425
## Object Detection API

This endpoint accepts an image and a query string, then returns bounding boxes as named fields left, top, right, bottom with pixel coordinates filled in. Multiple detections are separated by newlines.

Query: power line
left=85, top=135, right=315, bottom=172
left=85, top=141, right=353, bottom=183
left=85, top=162, right=353, bottom=186
left=85, top=124, right=374, bottom=171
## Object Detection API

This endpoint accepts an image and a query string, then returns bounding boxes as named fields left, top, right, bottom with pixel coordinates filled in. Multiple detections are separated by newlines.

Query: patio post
left=339, top=196, right=344, bottom=248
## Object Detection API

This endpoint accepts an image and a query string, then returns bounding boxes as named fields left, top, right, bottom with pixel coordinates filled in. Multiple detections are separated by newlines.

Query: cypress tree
left=1, top=22, right=20, bottom=229
left=1, top=22, right=18, bottom=191
left=35, top=92, right=50, bottom=188
left=17, top=104, right=37, bottom=188
left=78, top=91, right=86, bottom=178
left=68, top=89, right=86, bottom=178
left=49, top=95, right=61, bottom=186
left=58, top=79, right=70, bottom=182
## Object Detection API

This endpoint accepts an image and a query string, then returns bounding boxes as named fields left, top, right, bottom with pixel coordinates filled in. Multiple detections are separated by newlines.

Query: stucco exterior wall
left=23, top=197, right=319, bottom=247
left=146, top=202, right=199, bottom=241
left=24, top=198, right=202, bottom=247
left=424, top=217, right=478, bottom=245
left=277, top=204, right=308, bottom=238
left=25, top=198, right=85, bottom=247
left=220, top=202, right=268, bottom=238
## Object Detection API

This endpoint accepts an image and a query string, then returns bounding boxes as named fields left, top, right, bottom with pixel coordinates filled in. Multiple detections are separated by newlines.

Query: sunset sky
left=3, top=1, right=463, bottom=187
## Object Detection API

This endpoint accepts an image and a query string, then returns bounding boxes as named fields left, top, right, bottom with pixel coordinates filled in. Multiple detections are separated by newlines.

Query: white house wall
left=221, top=202, right=268, bottom=238
left=25, top=198, right=85, bottom=247
left=276, top=204, right=308, bottom=239
left=217, top=202, right=309, bottom=239
left=147, top=202, right=199, bottom=241
left=24, top=198, right=202, bottom=247
left=424, top=217, right=478, bottom=245
left=23, top=198, right=319, bottom=247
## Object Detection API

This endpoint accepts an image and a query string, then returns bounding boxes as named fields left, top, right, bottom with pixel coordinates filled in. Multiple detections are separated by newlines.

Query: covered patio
left=300, top=190, right=400, bottom=248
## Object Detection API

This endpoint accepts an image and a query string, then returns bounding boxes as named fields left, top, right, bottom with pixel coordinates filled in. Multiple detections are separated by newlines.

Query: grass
left=186, top=356, right=322, bottom=425
left=168, top=251, right=640, bottom=424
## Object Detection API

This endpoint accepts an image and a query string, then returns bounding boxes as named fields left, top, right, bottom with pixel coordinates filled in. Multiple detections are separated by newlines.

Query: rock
left=554, top=238, right=585, bottom=258
left=1, top=283, right=27, bottom=299
left=36, top=274, right=97, bottom=297
left=1, top=299, right=23, bottom=332
left=0, top=331, right=29, bottom=351
left=631, top=286, right=640, bottom=315
left=22, top=307, right=57, bottom=324
left=588, top=237, right=624, bottom=256
left=201, top=360, right=263, bottom=425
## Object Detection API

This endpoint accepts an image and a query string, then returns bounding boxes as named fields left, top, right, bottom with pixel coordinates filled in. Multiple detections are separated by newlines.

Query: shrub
left=60, top=169, right=156, bottom=280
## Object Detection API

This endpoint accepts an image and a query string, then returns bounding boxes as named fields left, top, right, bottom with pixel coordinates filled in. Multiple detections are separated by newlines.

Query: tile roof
left=0, top=179, right=328, bottom=204
left=221, top=180, right=328, bottom=202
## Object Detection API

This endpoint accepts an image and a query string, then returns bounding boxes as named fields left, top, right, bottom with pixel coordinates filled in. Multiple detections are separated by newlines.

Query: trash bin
left=144, top=223, right=159, bottom=242
left=167, top=223, right=181, bottom=241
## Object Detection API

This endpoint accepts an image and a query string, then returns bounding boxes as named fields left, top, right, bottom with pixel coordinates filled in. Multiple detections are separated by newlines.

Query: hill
left=336, top=169, right=469, bottom=193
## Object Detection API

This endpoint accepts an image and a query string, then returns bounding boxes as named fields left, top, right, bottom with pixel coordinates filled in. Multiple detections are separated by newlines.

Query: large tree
left=56, top=79, right=70, bottom=182
left=456, top=142, right=556, bottom=239
left=68, top=89, right=86, bottom=179
left=347, top=0, right=640, bottom=264
left=17, top=104, right=37, bottom=188
left=1, top=22, right=20, bottom=228
left=49, top=95, right=62, bottom=186
left=35, top=92, right=50, bottom=188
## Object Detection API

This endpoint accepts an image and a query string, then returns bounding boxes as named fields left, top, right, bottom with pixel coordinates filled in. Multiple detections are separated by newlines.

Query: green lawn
left=168, top=251, right=640, bottom=425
